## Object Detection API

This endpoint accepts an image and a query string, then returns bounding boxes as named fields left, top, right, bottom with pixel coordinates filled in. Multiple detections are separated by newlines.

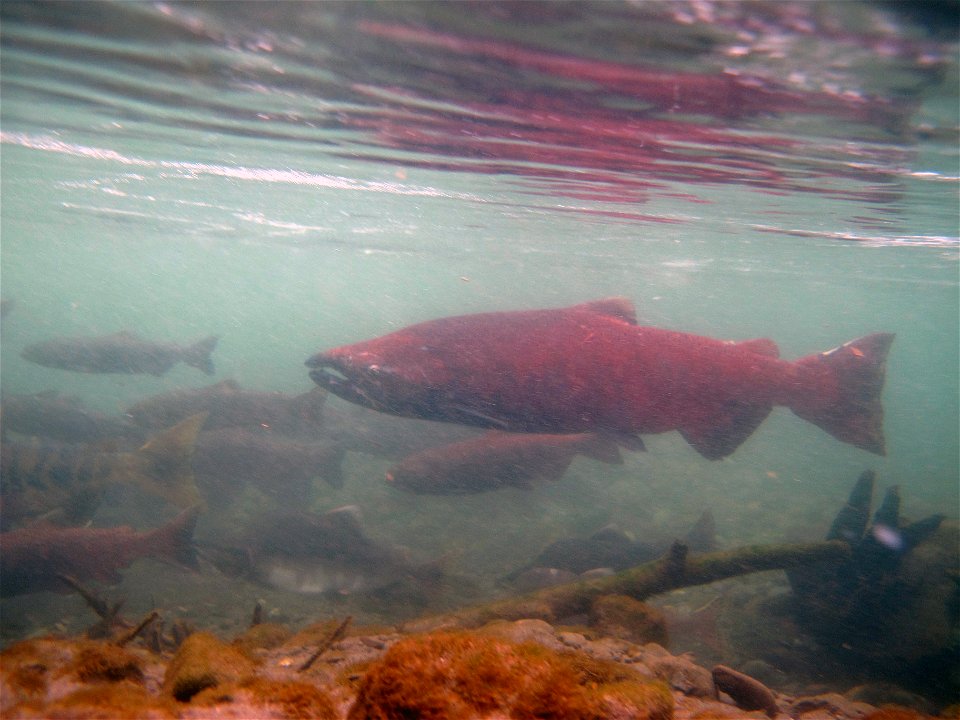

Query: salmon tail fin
left=791, top=333, right=895, bottom=455
left=147, top=505, right=202, bottom=570
left=127, top=412, right=208, bottom=508
left=184, top=335, right=219, bottom=375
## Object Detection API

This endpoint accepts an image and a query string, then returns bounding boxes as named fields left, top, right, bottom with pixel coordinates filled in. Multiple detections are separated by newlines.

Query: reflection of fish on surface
left=193, top=428, right=346, bottom=507
left=126, top=379, right=326, bottom=437
left=21, top=331, right=219, bottom=376
left=307, top=298, right=894, bottom=459
left=1, top=390, right=146, bottom=445
left=0, top=413, right=206, bottom=528
left=0, top=505, right=200, bottom=597
left=386, top=430, right=622, bottom=494
left=506, top=511, right=716, bottom=590
left=204, top=505, right=441, bottom=596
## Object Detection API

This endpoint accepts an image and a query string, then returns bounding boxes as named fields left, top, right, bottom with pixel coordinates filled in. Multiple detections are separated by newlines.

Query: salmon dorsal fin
left=574, top=297, right=637, bottom=324
left=730, top=338, right=780, bottom=358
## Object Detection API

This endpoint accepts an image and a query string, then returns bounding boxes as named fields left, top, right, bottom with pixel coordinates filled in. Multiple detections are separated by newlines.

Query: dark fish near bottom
left=506, top=511, right=716, bottom=587
left=21, top=331, right=219, bottom=376
left=205, top=506, right=441, bottom=596
left=0, top=505, right=200, bottom=597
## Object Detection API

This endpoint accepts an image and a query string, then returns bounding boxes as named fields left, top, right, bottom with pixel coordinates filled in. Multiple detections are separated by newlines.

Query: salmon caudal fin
left=184, top=335, right=219, bottom=375
left=145, top=505, right=202, bottom=570
left=791, top=333, right=895, bottom=455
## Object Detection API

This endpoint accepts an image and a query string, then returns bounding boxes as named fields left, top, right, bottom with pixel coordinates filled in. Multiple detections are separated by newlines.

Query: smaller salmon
left=386, top=431, right=622, bottom=494
left=21, top=331, right=219, bottom=376
left=0, top=505, right=201, bottom=597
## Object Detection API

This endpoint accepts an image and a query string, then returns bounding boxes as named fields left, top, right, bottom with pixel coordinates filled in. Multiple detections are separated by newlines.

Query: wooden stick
left=298, top=616, right=352, bottom=672
left=403, top=540, right=851, bottom=632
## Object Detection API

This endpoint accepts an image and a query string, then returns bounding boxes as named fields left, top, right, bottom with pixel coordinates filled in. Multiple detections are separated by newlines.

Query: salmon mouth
left=306, top=354, right=384, bottom=410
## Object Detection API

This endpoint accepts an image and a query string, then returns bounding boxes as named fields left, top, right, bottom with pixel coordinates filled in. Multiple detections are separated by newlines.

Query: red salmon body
left=306, top=298, right=893, bottom=459
left=0, top=506, right=200, bottom=597
left=386, top=431, right=622, bottom=494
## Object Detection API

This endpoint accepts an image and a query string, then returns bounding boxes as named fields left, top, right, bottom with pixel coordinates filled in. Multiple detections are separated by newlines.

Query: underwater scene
left=1, top=2, right=958, bottom=718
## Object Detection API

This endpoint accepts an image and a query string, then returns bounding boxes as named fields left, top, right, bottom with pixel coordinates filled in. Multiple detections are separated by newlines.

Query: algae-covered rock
left=591, top=594, right=670, bottom=646
left=192, top=677, right=338, bottom=719
left=0, top=638, right=73, bottom=710
left=591, top=679, right=674, bottom=720
left=231, top=622, right=292, bottom=653
left=72, top=640, right=144, bottom=683
left=346, top=629, right=674, bottom=719
left=162, top=631, right=257, bottom=702
left=18, top=681, right=177, bottom=719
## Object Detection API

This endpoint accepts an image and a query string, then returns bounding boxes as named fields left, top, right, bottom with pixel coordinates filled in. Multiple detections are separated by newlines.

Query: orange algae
left=592, top=680, right=674, bottom=720
left=192, top=677, right=338, bottom=719
left=0, top=638, right=73, bottom=705
left=1, top=648, right=50, bottom=699
left=162, top=631, right=258, bottom=702
left=862, top=710, right=937, bottom=720
left=285, top=618, right=348, bottom=648
left=347, top=630, right=674, bottom=720
left=71, top=641, right=143, bottom=683
left=231, top=622, right=292, bottom=653
left=591, top=594, right=670, bottom=646
left=14, top=681, right=177, bottom=719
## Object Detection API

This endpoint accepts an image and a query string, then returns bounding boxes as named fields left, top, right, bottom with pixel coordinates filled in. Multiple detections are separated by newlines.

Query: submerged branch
left=404, top=539, right=850, bottom=632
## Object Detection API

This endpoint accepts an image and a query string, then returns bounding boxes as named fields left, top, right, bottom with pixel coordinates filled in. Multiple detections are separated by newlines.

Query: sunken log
left=403, top=539, right=850, bottom=632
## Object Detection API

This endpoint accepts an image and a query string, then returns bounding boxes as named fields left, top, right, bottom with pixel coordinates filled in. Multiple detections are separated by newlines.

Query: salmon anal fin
left=680, top=401, right=773, bottom=460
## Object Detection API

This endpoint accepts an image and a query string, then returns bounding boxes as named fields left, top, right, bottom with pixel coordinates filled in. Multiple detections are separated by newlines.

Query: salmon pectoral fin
left=679, top=401, right=773, bottom=460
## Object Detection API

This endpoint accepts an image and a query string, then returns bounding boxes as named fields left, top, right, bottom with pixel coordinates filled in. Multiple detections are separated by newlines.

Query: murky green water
left=1, top=0, right=957, bottom=701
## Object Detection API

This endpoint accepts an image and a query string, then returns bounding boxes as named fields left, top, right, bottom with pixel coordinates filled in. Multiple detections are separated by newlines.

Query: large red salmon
left=306, top=298, right=893, bottom=459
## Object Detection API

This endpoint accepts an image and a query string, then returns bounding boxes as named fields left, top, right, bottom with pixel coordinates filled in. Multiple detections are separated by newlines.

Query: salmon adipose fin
left=574, top=297, right=638, bottom=324
left=791, top=333, right=895, bottom=455
left=184, top=335, right=219, bottom=375
left=145, top=505, right=202, bottom=570
left=127, top=412, right=208, bottom=508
